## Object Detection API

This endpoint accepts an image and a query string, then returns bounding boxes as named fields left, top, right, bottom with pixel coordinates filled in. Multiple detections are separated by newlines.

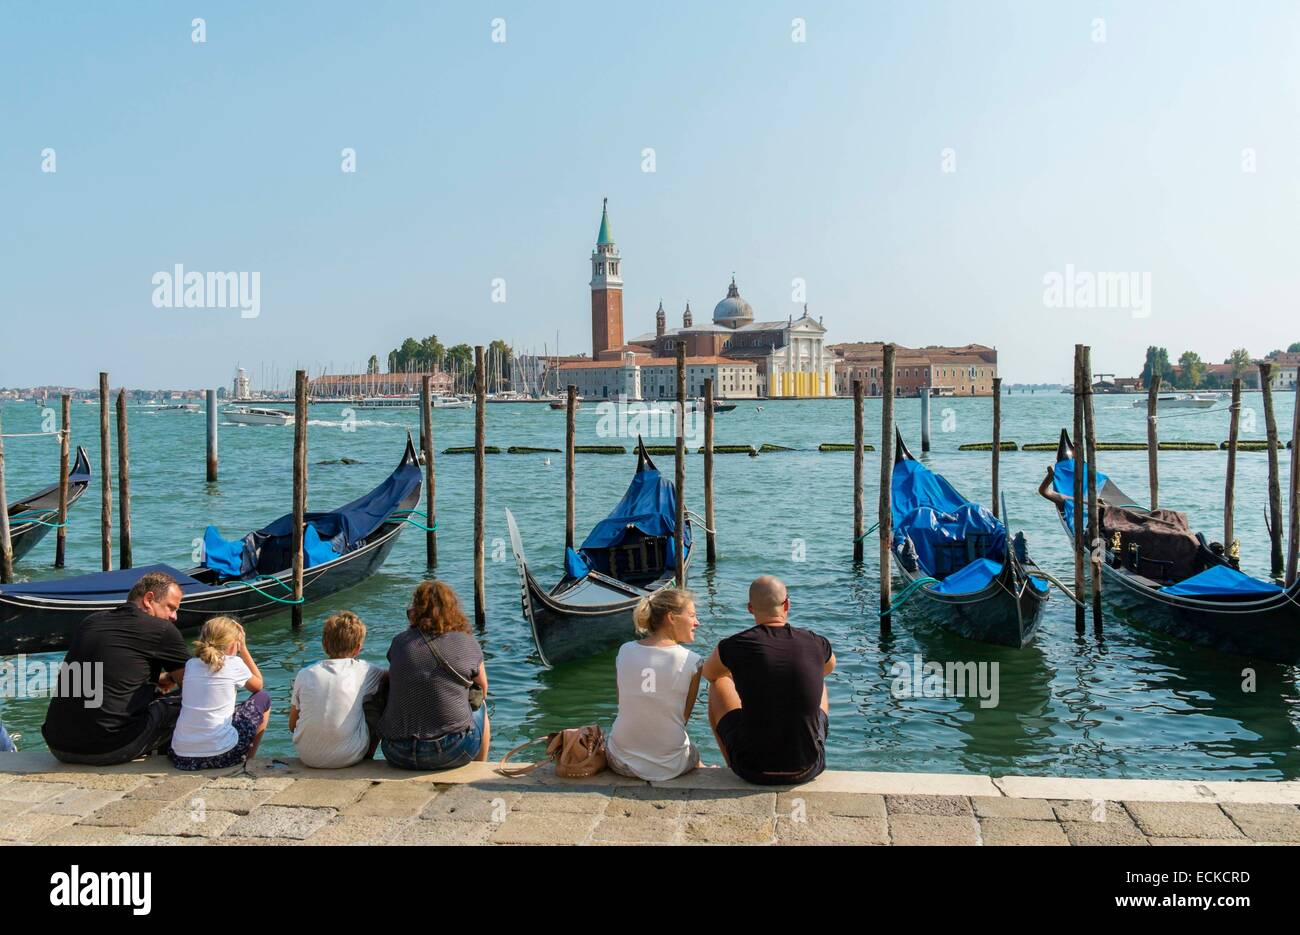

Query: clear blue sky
left=3, top=1, right=1297, bottom=389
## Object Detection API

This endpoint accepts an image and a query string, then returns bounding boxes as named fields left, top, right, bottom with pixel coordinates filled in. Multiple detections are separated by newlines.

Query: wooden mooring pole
left=674, top=342, right=686, bottom=587
left=474, top=345, right=486, bottom=627
left=1287, top=382, right=1300, bottom=587
left=852, top=378, right=864, bottom=562
left=291, top=370, right=308, bottom=629
left=55, top=394, right=70, bottom=568
left=1146, top=373, right=1161, bottom=510
left=920, top=386, right=931, bottom=453
left=1082, top=347, right=1102, bottom=634
left=1224, top=377, right=1242, bottom=554
left=1259, top=363, right=1284, bottom=577
left=565, top=384, right=576, bottom=552
left=703, top=376, right=716, bottom=566
left=420, top=375, right=438, bottom=567
left=116, top=389, right=132, bottom=570
left=0, top=410, right=12, bottom=584
left=879, top=344, right=895, bottom=633
left=1072, top=347, right=1085, bottom=634
left=99, top=372, right=112, bottom=572
left=206, top=389, right=218, bottom=483
left=991, top=377, right=1002, bottom=518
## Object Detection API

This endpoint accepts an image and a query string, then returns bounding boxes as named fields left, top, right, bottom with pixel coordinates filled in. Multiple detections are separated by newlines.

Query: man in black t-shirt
left=42, top=571, right=190, bottom=765
left=701, top=575, right=835, bottom=785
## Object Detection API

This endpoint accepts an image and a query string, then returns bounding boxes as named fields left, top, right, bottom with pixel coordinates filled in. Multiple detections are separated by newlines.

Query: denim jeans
left=0, top=720, right=16, bottom=753
left=381, top=705, right=485, bottom=771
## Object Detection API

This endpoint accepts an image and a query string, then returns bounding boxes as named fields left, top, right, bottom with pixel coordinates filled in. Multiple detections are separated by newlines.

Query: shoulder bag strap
left=497, top=735, right=557, bottom=777
left=415, top=627, right=474, bottom=688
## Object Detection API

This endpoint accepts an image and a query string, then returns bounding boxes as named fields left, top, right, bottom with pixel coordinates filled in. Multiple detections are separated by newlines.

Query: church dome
left=713, top=276, right=753, bottom=325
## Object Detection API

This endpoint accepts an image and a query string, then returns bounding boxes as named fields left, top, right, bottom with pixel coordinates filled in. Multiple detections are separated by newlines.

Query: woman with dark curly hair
left=378, top=580, right=490, bottom=770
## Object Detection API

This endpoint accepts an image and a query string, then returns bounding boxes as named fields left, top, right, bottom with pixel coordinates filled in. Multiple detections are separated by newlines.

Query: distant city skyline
left=4, top=1, right=1297, bottom=389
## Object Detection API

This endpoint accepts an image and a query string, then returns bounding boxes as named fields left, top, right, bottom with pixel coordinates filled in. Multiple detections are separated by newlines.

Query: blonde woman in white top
left=606, top=589, right=705, bottom=781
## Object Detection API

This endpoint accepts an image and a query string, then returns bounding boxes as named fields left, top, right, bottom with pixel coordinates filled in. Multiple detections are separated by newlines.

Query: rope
left=1027, top=568, right=1084, bottom=607
left=393, top=509, right=437, bottom=532
left=234, top=577, right=304, bottom=605
left=0, top=431, right=65, bottom=438
left=855, top=522, right=880, bottom=543
left=882, top=575, right=940, bottom=617
left=1154, top=403, right=1234, bottom=420
left=685, top=510, right=715, bottom=534
left=7, top=511, right=64, bottom=528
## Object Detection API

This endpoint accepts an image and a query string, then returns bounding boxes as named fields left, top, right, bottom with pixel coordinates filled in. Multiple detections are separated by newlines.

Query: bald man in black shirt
left=701, top=575, right=835, bottom=785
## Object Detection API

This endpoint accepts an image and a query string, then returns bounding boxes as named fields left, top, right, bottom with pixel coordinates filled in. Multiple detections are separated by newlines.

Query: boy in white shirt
left=289, top=611, right=387, bottom=768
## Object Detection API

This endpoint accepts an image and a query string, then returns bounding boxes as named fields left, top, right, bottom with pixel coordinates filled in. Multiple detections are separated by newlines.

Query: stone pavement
left=2, top=751, right=1300, bottom=845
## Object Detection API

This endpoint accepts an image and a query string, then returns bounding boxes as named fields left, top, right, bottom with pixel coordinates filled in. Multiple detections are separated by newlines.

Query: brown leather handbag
left=498, top=725, right=607, bottom=778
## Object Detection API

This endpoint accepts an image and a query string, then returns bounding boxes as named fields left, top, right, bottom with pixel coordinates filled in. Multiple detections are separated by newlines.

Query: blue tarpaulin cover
left=565, top=546, right=591, bottom=580
left=303, top=525, right=339, bottom=568
left=1162, top=564, right=1282, bottom=597
left=1052, top=459, right=1108, bottom=532
left=933, top=558, right=1002, bottom=595
left=229, top=457, right=419, bottom=576
left=580, top=461, right=690, bottom=570
left=203, top=526, right=250, bottom=578
left=893, top=459, right=1007, bottom=593
left=0, top=563, right=207, bottom=601
left=257, top=460, right=420, bottom=553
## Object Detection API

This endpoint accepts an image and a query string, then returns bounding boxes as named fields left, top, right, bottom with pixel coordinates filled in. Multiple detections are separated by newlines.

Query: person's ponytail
left=633, top=588, right=694, bottom=637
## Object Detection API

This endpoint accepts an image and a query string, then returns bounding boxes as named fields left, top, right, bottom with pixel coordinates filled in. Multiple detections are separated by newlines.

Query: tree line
left=1141, top=343, right=1300, bottom=390
left=382, top=337, right=514, bottom=391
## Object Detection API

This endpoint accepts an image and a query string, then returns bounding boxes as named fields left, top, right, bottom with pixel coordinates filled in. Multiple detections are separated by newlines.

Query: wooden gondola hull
left=521, top=544, right=692, bottom=667
left=524, top=578, right=643, bottom=667
left=897, top=564, right=1048, bottom=648
left=8, top=447, right=91, bottom=563
left=0, top=520, right=409, bottom=656
left=10, top=514, right=59, bottom=563
left=1049, top=428, right=1300, bottom=664
left=1097, top=560, right=1300, bottom=664
left=0, top=437, right=420, bottom=657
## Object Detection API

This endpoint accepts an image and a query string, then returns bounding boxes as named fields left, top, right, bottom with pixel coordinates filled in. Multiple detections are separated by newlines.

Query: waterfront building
left=628, top=282, right=835, bottom=397
left=830, top=342, right=998, bottom=396
left=562, top=199, right=831, bottom=398
left=559, top=350, right=758, bottom=400
left=1266, top=353, right=1299, bottom=391
left=308, top=370, right=453, bottom=398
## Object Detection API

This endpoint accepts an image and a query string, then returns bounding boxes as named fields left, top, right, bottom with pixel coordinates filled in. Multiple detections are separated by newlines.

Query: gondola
left=1044, top=428, right=1300, bottom=663
left=891, top=430, right=1049, bottom=647
left=505, top=437, right=693, bottom=666
left=0, top=436, right=422, bottom=655
left=7, top=447, right=92, bottom=563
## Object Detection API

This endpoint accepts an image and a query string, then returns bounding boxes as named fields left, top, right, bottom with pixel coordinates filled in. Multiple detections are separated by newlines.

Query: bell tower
left=590, top=198, right=624, bottom=358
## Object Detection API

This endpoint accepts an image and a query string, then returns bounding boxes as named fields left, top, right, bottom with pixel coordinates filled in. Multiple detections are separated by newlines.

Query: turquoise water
left=2, top=392, right=1299, bottom=779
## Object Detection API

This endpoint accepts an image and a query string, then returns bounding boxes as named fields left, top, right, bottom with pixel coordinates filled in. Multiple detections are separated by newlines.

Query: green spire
left=596, top=197, right=614, bottom=245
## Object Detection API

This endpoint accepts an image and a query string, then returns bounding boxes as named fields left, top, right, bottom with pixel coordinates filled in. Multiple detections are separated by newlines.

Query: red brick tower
left=590, top=198, right=623, bottom=358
